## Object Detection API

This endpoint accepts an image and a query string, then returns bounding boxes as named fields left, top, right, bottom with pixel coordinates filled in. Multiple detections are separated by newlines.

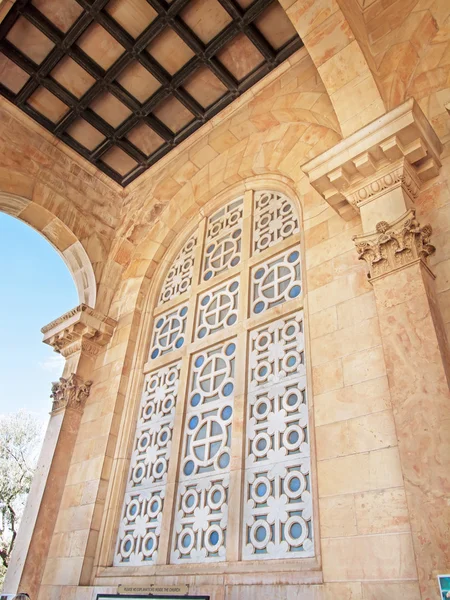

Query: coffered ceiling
left=0, top=0, right=302, bottom=185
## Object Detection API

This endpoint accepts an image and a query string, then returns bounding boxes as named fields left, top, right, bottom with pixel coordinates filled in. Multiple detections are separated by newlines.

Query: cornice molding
left=301, top=99, right=442, bottom=220
left=42, top=304, right=117, bottom=358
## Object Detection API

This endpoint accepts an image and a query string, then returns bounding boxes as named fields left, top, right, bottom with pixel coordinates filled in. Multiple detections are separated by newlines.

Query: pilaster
left=4, top=305, right=116, bottom=599
left=302, top=99, right=450, bottom=600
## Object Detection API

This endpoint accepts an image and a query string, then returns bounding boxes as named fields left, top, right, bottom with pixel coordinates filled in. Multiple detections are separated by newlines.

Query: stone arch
left=0, top=191, right=97, bottom=307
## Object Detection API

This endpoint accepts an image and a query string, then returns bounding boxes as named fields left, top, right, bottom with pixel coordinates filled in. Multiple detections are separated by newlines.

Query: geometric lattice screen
left=115, top=189, right=313, bottom=566
left=0, top=0, right=302, bottom=186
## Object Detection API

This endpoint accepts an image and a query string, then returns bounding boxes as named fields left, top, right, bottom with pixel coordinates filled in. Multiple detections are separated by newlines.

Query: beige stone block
left=305, top=220, right=329, bottom=249
left=42, top=556, right=85, bottom=586
left=316, top=410, right=397, bottom=460
left=60, top=586, right=78, bottom=600
left=314, top=376, right=392, bottom=426
left=310, top=317, right=381, bottom=366
left=286, top=0, right=340, bottom=37
left=18, top=202, right=54, bottom=231
left=312, top=358, right=343, bottom=395
left=361, top=582, right=420, bottom=600
left=42, top=217, right=77, bottom=252
left=355, top=488, right=410, bottom=535
left=0, top=167, right=34, bottom=199
left=305, top=224, right=359, bottom=270
left=37, top=585, right=64, bottom=600
left=319, top=494, right=357, bottom=537
left=337, top=291, right=377, bottom=329
left=0, top=192, right=30, bottom=216
left=308, top=269, right=369, bottom=314
left=342, top=345, right=386, bottom=386
left=304, top=8, right=355, bottom=68
left=340, top=97, right=386, bottom=138
left=309, top=305, right=338, bottom=339
left=318, top=41, right=369, bottom=96
left=322, top=583, right=362, bottom=599
left=330, top=72, right=383, bottom=128
left=306, top=259, right=334, bottom=292
left=318, top=447, right=404, bottom=497
left=322, top=533, right=417, bottom=581
left=69, top=529, right=90, bottom=557
left=434, top=258, right=450, bottom=293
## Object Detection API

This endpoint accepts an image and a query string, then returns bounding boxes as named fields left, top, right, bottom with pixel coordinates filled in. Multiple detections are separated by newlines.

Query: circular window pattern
left=250, top=520, right=271, bottom=550
left=250, top=475, right=271, bottom=504
left=284, top=516, right=308, bottom=547
left=120, top=534, right=135, bottom=558
left=182, top=489, right=199, bottom=514
left=208, top=483, right=226, bottom=510
left=147, top=496, right=162, bottom=518
left=205, top=524, right=223, bottom=553
left=178, top=528, right=195, bottom=555
left=142, top=532, right=157, bottom=557
left=284, top=471, right=307, bottom=500
left=126, top=498, right=140, bottom=521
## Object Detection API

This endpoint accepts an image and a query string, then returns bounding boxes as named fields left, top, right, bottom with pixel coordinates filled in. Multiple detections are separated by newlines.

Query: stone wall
left=1, top=1, right=450, bottom=600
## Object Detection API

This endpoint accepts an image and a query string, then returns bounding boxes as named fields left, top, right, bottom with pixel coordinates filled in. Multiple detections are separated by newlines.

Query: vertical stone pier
left=303, top=99, right=450, bottom=600
left=4, top=305, right=116, bottom=599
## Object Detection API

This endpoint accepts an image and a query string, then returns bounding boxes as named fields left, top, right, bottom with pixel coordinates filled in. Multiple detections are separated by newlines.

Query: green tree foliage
left=0, top=411, right=42, bottom=589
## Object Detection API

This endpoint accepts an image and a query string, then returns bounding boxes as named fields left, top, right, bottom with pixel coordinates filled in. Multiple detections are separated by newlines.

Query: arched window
left=115, top=188, right=313, bottom=567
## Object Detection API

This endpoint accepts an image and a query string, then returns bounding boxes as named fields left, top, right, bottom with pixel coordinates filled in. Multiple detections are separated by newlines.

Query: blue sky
left=0, top=213, right=78, bottom=422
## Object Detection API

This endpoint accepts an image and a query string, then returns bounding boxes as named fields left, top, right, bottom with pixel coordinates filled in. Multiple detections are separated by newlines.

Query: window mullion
left=156, top=218, right=207, bottom=565
left=226, top=189, right=253, bottom=562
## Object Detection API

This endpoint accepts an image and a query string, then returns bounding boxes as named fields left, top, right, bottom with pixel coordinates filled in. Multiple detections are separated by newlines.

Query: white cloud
left=38, top=353, right=64, bottom=373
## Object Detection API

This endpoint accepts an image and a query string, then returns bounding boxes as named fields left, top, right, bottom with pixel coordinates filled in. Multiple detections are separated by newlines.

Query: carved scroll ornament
left=353, top=210, right=435, bottom=281
left=50, top=373, right=92, bottom=414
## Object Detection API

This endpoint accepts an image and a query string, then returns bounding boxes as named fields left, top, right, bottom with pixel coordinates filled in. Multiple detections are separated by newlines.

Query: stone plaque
left=96, top=588, right=208, bottom=600
left=117, top=585, right=189, bottom=595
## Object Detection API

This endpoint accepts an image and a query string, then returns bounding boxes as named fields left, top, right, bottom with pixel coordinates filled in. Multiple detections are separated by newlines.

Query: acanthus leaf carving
left=50, top=373, right=93, bottom=414
left=353, top=210, right=435, bottom=281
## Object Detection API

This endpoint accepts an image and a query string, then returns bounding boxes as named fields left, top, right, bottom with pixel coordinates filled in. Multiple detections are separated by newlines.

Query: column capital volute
left=301, top=99, right=443, bottom=221
left=41, top=303, right=117, bottom=358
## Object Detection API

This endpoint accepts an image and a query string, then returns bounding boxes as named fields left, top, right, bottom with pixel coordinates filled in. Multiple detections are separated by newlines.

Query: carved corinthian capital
left=50, top=373, right=92, bottom=414
left=353, top=210, right=435, bottom=281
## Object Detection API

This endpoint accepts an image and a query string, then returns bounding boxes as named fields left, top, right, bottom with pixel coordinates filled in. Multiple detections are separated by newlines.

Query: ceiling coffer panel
left=0, top=0, right=303, bottom=186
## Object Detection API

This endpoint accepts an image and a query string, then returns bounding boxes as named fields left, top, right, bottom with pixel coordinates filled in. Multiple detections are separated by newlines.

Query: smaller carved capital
left=41, top=304, right=117, bottom=358
left=50, top=373, right=92, bottom=414
left=353, top=210, right=435, bottom=281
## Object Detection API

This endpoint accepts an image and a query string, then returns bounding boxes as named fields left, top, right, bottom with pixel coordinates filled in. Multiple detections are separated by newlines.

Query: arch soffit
left=280, top=0, right=387, bottom=135
left=0, top=192, right=97, bottom=308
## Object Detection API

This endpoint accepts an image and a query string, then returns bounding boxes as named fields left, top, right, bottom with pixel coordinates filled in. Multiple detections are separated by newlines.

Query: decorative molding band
left=348, top=158, right=421, bottom=209
left=50, top=373, right=92, bottom=414
left=353, top=210, right=435, bottom=281
left=301, top=99, right=442, bottom=220
left=42, top=304, right=117, bottom=358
